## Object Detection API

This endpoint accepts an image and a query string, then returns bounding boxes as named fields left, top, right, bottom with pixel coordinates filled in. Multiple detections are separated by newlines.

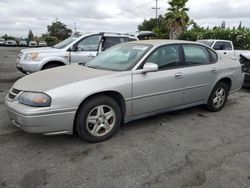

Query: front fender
left=38, top=56, right=70, bottom=70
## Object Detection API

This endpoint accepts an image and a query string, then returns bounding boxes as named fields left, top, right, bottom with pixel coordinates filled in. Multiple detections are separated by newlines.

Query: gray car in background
left=5, top=40, right=243, bottom=142
left=6, top=40, right=17, bottom=47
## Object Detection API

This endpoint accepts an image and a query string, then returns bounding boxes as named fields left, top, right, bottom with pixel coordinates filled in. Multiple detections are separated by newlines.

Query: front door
left=132, top=45, right=184, bottom=116
left=70, top=35, right=102, bottom=64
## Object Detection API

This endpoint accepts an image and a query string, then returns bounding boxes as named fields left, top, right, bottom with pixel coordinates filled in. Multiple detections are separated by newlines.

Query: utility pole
left=74, top=22, right=77, bottom=33
left=152, top=0, right=160, bottom=20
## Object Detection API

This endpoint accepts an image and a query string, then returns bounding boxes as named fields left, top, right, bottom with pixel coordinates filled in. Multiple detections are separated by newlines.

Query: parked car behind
left=5, top=40, right=17, bottom=47
left=19, top=40, right=28, bottom=47
left=29, top=41, right=38, bottom=47
left=0, top=38, right=5, bottom=46
left=197, top=39, right=250, bottom=59
left=240, top=53, right=250, bottom=87
left=15, top=31, right=154, bottom=74
left=38, top=41, right=47, bottom=47
left=6, top=40, right=243, bottom=142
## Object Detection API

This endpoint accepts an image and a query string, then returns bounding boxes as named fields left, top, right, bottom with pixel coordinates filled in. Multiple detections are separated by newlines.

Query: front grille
left=8, top=88, right=22, bottom=100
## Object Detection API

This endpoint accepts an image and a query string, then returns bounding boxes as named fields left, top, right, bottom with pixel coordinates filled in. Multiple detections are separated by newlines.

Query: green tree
left=28, top=29, right=34, bottom=42
left=41, top=34, right=58, bottom=46
left=165, top=0, right=190, bottom=39
left=138, top=15, right=169, bottom=38
left=47, top=21, right=72, bottom=41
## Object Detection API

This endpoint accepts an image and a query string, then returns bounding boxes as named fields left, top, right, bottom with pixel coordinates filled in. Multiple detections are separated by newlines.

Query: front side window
left=145, top=45, right=180, bottom=70
left=183, top=45, right=210, bottom=65
left=86, top=43, right=152, bottom=71
left=77, top=35, right=101, bottom=51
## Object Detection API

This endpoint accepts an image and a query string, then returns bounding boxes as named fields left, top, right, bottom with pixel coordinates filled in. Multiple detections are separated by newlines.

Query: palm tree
left=165, top=0, right=190, bottom=39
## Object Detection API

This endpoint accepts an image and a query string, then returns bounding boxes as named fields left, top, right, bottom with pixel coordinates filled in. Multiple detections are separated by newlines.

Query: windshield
left=53, top=36, right=80, bottom=49
left=86, top=43, right=152, bottom=71
left=197, top=40, right=214, bottom=47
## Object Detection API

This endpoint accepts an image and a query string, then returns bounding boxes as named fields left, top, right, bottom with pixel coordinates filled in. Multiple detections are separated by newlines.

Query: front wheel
left=206, top=82, right=229, bottom=112
left=42, top=63, right=63, bottom=70
left=75, top=95, right=122, bottom=143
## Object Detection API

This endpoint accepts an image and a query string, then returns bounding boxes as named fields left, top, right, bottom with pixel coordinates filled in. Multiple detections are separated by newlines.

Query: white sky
left=0, top=0, right=249, bottom=38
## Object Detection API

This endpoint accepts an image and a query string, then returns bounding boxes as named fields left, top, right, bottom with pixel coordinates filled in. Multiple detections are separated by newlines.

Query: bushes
left=179, top=27, right=250, bottom=50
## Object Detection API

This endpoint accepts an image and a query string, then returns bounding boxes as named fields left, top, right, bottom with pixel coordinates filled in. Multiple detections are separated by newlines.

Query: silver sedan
left=5, top=40, right=243, bottom=142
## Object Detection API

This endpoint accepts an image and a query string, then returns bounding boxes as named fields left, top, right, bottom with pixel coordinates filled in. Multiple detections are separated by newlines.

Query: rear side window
left=208, top=49, right=218, bottom=63
left=213, top=41, right=232, bottom=50
left=103, top=37, right=125, bottom=50
left=183, top=45, right=210, bottom=65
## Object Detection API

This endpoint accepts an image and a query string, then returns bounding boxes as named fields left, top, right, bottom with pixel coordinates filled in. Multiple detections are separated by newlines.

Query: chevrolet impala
left=5, top=40, right=243, bottom=142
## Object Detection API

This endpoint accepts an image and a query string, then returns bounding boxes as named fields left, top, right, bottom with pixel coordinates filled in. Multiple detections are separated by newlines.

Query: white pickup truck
left=197, top=39, right=250, bottom=59
left=198, top=39, right=250, bottom=87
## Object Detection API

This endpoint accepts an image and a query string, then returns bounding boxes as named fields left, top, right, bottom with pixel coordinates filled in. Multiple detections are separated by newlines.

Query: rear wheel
left=75, top=95, right=121, bottom=143
left=206, top=82, right=229, bottom=112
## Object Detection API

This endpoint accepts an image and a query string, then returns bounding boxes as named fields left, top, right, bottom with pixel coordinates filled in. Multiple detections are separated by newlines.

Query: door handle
left=175, top=72, right=183, bottom=79
left=224, top=52, right=227, bottom=54
left=211, top=68, right=217, bottom=73
left=88, top=54, right=95, bottom=58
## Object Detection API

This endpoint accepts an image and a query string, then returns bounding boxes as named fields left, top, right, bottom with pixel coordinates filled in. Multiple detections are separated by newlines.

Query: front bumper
left=5, top=99, right=76, bottom=135
left=16, top=59, right=43, bottom=74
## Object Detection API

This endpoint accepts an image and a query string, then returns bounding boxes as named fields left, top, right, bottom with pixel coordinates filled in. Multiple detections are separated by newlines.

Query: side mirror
left=141, top=62, right=158, bottom=74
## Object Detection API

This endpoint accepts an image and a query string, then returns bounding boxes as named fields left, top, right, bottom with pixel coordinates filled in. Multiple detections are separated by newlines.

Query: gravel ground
left=0, top=47, right=250, bottom=188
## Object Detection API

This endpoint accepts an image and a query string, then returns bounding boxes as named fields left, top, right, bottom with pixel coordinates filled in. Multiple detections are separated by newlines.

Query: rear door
left=181, top=44, right=218, bottom=105
left=70, top=34, right=102, bottom=64
left=132, top=45, right=184, bottom=116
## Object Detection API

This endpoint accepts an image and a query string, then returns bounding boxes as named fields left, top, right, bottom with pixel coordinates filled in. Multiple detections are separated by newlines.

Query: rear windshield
left=197, top=40, right=214, bottom=47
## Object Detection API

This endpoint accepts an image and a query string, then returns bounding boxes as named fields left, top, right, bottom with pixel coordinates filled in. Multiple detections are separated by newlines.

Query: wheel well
left=217, top=78, right=232, bottom=90
left=73, top=91, right=126, bottom=134
left=42, top=61, right=65, bottom=70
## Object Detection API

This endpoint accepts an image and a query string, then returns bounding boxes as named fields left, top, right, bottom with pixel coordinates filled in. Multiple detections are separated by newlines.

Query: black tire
left=42, top=63, right=63, bottom=70
left=206, top=82, right=229, bottom=112
left=75, top=95, right=122, bottom=143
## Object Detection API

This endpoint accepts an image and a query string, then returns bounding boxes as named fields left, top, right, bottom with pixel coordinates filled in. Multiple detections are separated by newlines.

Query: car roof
left=198, top=39, right=231, bottom=42
left=75, top=32, right=137, bottom=38
left=128, top=39, right=202, bottom=47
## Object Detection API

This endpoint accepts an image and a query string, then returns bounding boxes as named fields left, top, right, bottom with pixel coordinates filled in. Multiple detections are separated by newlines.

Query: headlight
left=25, top=52, right=39, bottom=60
left=18, top=92, right=51, bottom=107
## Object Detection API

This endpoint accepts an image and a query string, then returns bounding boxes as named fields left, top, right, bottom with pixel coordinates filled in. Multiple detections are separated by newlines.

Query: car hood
left=13, top=64, right=114, bottom=92
left=20, top=47, right=59, bottom=54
